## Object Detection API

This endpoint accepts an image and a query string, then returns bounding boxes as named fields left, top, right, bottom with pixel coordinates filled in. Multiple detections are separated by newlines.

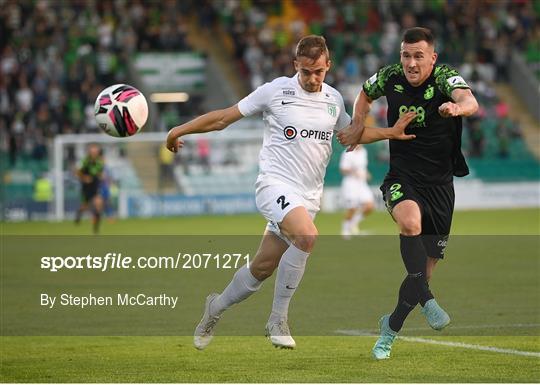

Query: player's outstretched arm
left=166, top=105, right=244, bottom=153
left=438, top=88, right=479, bottom=118
left=358, top=111, right=417, bottom=144
left=337, top=111, right=416, bottom=147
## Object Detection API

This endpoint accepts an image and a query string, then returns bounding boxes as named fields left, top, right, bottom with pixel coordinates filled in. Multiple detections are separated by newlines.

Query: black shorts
left=381, top=180, right=455, bottom=259
left=81, top=185, right=99, bottom=203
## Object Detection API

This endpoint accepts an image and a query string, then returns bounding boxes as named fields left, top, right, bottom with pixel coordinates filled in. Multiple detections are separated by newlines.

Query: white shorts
left=342, top=183, right=374, bottom=209
left=255, top=182, right=319, bottom=240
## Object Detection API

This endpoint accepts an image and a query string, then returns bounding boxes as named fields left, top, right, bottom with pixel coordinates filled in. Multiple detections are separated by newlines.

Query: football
left=94, top=84, right=148, bottom=137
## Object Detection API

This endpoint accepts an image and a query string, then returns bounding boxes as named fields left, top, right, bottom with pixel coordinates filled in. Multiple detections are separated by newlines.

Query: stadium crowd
left=215, top=0, right=537, bottom=86
left=1, top=0, right=537, bottom=167
left=211, top=0, right=536, bottom=159
left=0, top=0, right=192, bottom=166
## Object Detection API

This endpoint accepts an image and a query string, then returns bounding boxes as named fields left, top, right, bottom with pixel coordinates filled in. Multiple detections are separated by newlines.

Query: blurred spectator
left=496, top=119, right=512, bottom=158
left=467, top=117, right=485, bottom=158
left=15, top=74, right=33, bottom=114
left=33, top=172, right=53, bottom=203
left=197, top=137, right=211, bottom=173
left=496, top=116, right=524, bottom=159
left=509, top=118, right=523, bottom=139
left=223, top=143, right=239, bottom=166
left=495, top=100, right=510, bottom=120
left=159, top=143, right=176, bottom=190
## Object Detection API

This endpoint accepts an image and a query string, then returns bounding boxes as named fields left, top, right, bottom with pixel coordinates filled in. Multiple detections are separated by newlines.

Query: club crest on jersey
left=283, top=126, right=297, bottom=140
left=424, top=85, right=434, bottom=100
left=327, top=104, right=337, bottom=117
left=394, top=84, right=404, bottom=93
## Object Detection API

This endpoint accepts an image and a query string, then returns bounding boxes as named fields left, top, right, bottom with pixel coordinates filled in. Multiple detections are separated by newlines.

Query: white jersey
left=340, top=147, right=369, bottom=190
left=238, top=74, right=351, bottom=201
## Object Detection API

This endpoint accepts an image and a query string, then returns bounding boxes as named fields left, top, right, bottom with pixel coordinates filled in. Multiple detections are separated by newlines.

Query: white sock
left=352, top=212, right=364, bottom=228
left=211, top=264, right=262, bottom=315
left=269, top=243, right=310, bottom=322
left=341, top=220, right=350, bottom=235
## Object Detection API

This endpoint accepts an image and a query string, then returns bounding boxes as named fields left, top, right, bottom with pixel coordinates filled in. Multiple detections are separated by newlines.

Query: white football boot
left=193, top=293, right=220, bottom=350
left=265, top=319, right=296, bottom=349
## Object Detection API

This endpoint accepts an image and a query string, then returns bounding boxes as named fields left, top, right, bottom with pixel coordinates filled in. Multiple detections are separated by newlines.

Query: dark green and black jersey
left=363, top=64, right=470, bottom=186
left=79, top=157, right=104, bottom=189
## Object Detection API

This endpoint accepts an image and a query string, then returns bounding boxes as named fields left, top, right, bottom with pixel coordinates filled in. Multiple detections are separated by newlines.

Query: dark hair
left=295, top=35, right=330, bottom=61
left=402, top=27, right=434, bottom=46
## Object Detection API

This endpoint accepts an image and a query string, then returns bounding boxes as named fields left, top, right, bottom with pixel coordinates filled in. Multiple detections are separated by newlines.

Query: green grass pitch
left=1, top=208, right=539, bottom=382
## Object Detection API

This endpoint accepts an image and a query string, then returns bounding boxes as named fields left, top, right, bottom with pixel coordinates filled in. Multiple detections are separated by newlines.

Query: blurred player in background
left=74, top=144, right=104, bottom=234
left=99, top=165, right=116, bottom=222
left=338, top=27, right=478, bottom=360
left=167, top=35, right=415, bottom=350
left=339, top=144, right=374, bottom=239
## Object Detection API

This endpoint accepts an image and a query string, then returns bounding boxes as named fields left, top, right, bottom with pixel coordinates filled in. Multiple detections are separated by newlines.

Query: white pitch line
left=354, top=323, right=540, bottom=333
left=398, top=336, right=540, bottom=358
left=401, top=323, right=540, bottom=331
left=335, top=328, right=540, bottom=358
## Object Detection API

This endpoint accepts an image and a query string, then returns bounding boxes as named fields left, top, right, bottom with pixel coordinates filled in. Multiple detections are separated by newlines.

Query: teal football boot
left=372, top=315, right=397, bottom=360
left=421, top=298, right=451, bottom=330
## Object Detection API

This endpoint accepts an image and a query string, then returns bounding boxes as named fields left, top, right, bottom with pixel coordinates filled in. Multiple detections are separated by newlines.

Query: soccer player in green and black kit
left=338, top=27, right=479, bottom=359
left=75, top=144, right=105, bottom=234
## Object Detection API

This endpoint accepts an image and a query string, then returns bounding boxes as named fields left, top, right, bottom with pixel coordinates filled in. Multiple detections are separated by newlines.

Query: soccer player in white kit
left=166, top=35, right=416, bottom=350
left=340, top=145, right=375, bottom=239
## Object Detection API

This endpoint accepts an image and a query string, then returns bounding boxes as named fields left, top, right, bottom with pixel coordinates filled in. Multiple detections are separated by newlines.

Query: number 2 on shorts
left=277, top=195, right=290, bottom=210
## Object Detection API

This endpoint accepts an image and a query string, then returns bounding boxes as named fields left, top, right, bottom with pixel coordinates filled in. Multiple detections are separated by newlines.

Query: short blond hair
left=295, top=35, right=330, bottom=62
